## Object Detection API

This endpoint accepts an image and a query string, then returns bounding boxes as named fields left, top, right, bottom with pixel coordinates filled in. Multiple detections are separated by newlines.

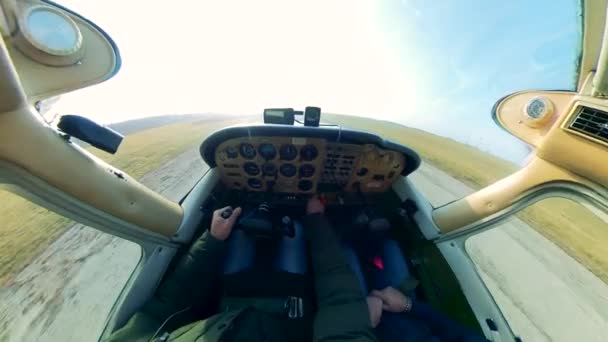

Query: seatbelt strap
left=222, top=296, right=307, bottom=319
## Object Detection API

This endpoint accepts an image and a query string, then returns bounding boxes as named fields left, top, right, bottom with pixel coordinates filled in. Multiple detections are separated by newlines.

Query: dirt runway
left=0, top=148, right=207, bottom=342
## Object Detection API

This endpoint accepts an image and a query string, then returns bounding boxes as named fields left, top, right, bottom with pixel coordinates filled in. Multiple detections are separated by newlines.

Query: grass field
left=0, top=117, right=250, bottom=286
left=324, top=113, right=608, bottom=284
left=1, top=113, right=606, bottom=288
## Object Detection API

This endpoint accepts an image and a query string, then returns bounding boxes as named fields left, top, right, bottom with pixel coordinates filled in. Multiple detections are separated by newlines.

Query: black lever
left=221, top=207, right=233, bottom=219
left=281, top=216, right=295, bottom=238
left=57, top=115, right=123, bottom=154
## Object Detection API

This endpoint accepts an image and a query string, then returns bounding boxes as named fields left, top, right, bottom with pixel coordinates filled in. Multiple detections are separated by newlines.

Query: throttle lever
left=281, top=216, right=295, bottom=238
left=221, top=207, right=233, bottom=219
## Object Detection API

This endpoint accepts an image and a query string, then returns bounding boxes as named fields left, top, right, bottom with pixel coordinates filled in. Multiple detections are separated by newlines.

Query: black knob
left=356, top=168, right=368, bottom=176
left=221, top=207, right=233, bottom=219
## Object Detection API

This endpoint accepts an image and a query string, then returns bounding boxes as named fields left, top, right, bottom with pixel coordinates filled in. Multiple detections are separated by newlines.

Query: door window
left=0, top=191, right=141, bottom=342
left=465, top=198, right=608, bottom=342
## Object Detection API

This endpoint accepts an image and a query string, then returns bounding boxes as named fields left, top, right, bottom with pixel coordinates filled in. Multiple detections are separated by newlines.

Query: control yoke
left=225, top=203, right=295, bottom=238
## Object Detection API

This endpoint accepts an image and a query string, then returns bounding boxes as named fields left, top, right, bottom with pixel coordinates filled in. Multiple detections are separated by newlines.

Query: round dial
left=356, top=168, right=368, bottom=176
left=239, top=143, right=256, bottom=159
left=243, top=162, right=260, bottom=176
left=262, top=163, right=277, bottom=176
left=298, top=180, right=313, bottom=191
left=279, top=144, right=298, bottom=161
left=299, top=164, right=315, bottom=178
left=526, top=98, right=548, bottom=119
left=300, top=144, right=318, bottom=161
left=280, top=163, right=297, bottom=177
left=258, top=143, right=277, bottom=160
left=523, top=96, right=555, bottom=128
left=226, top=146, right=238, bottom=159
left=22, top=7, right=82, bottom=56
left=248, top=178, right=263, bottom=189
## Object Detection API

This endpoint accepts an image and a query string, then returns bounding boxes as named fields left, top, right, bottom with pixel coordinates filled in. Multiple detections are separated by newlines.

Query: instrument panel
left=214, top=136, right=406, bottom=194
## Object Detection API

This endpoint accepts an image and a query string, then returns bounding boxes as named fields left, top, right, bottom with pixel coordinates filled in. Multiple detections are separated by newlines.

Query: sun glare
left=53, top=0, right=424, bottom=123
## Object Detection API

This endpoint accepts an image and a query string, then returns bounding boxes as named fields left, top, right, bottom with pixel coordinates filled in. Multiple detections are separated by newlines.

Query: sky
left=52, top=0, right=581, bottom=163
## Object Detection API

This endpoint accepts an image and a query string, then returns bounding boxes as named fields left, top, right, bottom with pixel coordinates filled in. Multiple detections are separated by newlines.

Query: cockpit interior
left=2, top=1, right=608, bottom=341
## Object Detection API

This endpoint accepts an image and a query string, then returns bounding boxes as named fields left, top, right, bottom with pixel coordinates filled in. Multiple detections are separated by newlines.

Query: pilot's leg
left=342, top=244, right=368, bottom=295
left=373, top=241, right=429, bottom=342
left=223, top=229, right=256, bottom=275
left=371, top=239, right=412, bottom=292
left=273, top=220, right=308, bottom=274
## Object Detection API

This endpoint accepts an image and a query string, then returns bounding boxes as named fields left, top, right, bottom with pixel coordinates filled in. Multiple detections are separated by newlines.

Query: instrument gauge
left=279, top=144, right=298, bottom=161
left=240, top=143, right=256, bottom=159
left=523, top=96, right=555, bottom=127
left=280, top=164, right=297, bottom=177
left=299, top=164, right=315, bottom=178
left=298, top=180, right=313, bottom=191
left=225, top=146, right=238, bottom=159
left=248, top=178, right=263, bottom=189
left=243, top=162, right=260, bottom=176
left=262, top=163, right=277, bottom=176
left=15, top=6, right=84, bottom=66
left=258, top=143, right=277, bottom=160
left=300, top=144, right=318, bottom=161
left=356, top=168, right=368, bottom=177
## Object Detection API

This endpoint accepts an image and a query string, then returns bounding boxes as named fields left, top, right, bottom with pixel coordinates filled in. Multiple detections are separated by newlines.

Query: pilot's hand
left=366, top=295, right=383, bottom=328
left=306, top=196, right=325, bottom=215
left=211, top=206, right=242, bottom=241
left=371, top=287, right=412, bottom=313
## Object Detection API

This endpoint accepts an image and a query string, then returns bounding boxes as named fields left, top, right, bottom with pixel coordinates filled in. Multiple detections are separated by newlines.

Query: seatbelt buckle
left=284, top=296, right=304, bottom=319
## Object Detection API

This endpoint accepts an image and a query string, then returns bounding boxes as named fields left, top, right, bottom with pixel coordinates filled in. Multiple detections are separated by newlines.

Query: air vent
left=568, top=106, right=608, bottom=145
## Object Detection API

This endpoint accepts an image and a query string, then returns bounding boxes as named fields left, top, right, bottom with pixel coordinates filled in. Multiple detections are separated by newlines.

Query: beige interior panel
left=0, top=35, right=25, bottom=111
left=581, top=0, right=608, bottom=91
left=440, top=88, right=608, bottom=233
left=0, top=10, right=180, bottom=236
left=494, top=90, right=577, bottom=147
left=4, top=0, right=118, bottom=102
left=538, top=99, right=608, bottom=187
left=495, top=90, right=608, bottom=187
left=345, top=144, right=404, bottom=193
left=0, top=106, right=183, bottom=235
left=432, top=157, right=597, bottom=232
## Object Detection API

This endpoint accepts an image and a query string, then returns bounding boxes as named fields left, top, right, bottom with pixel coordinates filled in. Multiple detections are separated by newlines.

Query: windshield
left=55, top=0, right=581, bottom=164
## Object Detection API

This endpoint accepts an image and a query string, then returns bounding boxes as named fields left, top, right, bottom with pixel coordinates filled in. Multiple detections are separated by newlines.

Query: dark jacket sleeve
left=303, top=213, right=378, bottom=342
left=408, top=299, right=488, bottom=342
left=105, top=231, right=226, bottom=341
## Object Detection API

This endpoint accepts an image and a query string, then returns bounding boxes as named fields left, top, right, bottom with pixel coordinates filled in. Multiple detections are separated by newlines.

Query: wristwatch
left=403, top=297, right=413, bottom=313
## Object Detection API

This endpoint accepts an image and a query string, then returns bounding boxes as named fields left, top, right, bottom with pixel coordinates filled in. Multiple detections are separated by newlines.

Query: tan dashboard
left=213, top=136, right=406, bottom=194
